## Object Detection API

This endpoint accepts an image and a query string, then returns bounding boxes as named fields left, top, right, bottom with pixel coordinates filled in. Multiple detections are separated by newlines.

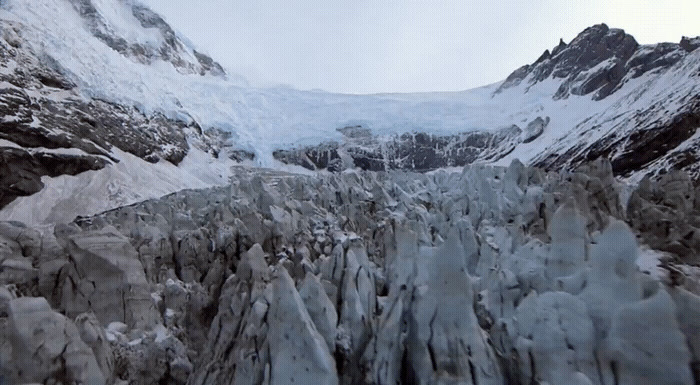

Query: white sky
left=143, top=0, right=700, bottom=94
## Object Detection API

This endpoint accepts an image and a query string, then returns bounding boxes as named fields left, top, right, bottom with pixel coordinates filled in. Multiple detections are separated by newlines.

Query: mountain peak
left=494, top=24, right=695, bottom=100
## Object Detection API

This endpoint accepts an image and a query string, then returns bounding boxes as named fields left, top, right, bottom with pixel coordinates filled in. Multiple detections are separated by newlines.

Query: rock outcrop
left=67, top=0, right=226, bottom=77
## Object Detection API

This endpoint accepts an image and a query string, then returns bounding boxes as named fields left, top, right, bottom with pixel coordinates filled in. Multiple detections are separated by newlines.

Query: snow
left=0, top=0, right=650, bottom=166
left=88, top=0, right=164, bottom=48
left=0, top=147, right=237, bottom=225
left=636, top=246, right=668, bottom=280
left=0, top=139, right=21, bottom=148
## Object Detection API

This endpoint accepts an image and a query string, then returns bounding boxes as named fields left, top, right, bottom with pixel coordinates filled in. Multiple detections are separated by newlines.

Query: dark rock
left=66, top=0, right=226, bottom=77
left=626, top=43, right=685, bottom=79
left=496, top=64, right=530, bottom=91
left=680, top=36, right=700, bottom=52
left=0, top=147, right=109, bottom=208
left=337, top=125, right=372, bottom=139
left=551, top=38, right=567, bottom=56
left=273, top=143, right=341, bottom=171
left=535, top=100, right=700, bottom=178
left=273, top=125, right=523, bottom=172
left=193, top=50, right=226, bottom=77
left=533, top=49, right=550, bottom=65
left=523, top=116, right=549, bottom=143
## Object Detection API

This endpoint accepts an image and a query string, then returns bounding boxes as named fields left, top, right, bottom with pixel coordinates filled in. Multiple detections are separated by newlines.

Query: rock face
left=522, top=116, right=549, bottom=143
left=273, top=124, right=523, bottom=172
left=0, top=147, right=109, bottom=208
left=2, top=161, right=698, bottom=384
left=536, top=101, right=700, bottom=178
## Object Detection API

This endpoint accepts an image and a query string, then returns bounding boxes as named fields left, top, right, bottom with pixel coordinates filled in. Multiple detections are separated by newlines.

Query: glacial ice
left=1, top=161, right=698, bottom=384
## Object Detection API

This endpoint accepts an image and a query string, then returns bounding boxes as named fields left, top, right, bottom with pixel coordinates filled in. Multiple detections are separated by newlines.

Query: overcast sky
left=143, top=0, right=700, bottom=94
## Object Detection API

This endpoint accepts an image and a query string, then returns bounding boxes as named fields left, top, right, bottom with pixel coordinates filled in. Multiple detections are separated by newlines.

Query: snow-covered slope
left=0, top=0, right=699, bottom=224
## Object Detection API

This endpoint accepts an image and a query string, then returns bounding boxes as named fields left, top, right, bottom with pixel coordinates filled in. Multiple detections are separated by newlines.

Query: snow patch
left=0, top=147, right=236, bottom=225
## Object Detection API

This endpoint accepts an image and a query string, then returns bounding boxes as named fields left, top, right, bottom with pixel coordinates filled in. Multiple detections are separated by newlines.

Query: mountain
left=0, top=1, right=700, bottom=384
left=0, top=0, right=251, bottom=223
left=1, top=0, right=699, bottom=225
left=277, top=25, right=700, bottom=178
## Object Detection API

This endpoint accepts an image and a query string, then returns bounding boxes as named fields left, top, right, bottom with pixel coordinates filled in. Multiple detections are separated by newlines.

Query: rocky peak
left=495, top=24, right=692, bottom=101
left=551, top=37, right=567, bottom=56
left=550, top=24, right=637, bottom=77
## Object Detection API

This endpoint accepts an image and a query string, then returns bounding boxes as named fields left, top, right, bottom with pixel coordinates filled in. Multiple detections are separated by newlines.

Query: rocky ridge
left=68, top=0, right=226, bottom=77
left=1, top=160, right=698, bottom=384
left=495, top=24, right=692, bottom=101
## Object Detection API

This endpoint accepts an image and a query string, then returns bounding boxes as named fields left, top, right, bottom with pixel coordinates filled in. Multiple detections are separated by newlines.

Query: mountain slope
left=276, top=25, right=700, bottom=179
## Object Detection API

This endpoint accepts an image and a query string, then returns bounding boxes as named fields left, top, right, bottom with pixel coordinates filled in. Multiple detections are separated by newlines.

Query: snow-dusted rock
left=522, top=116, right=550, bottom=143
left=111, top=327, right=193, bottom=385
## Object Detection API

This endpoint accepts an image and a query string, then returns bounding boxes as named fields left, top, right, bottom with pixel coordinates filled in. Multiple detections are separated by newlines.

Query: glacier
left=0, top=0, right=699, bottom=384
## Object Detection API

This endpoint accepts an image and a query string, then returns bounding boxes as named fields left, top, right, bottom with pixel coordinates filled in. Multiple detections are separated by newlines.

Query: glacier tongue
left=1, top=160, right=698, bottom=384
